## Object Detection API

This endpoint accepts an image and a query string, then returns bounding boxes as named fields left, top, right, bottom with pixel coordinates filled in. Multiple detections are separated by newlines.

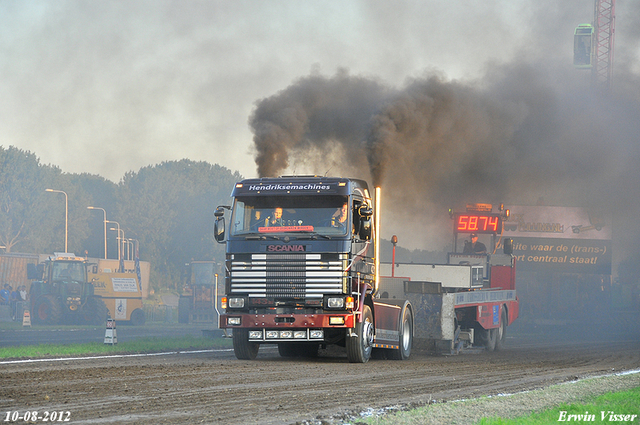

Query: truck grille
left=228, top=253, right=346, bottom=298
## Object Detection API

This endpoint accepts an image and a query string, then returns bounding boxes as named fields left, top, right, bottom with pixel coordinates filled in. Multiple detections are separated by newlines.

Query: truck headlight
left=310, top=330, right=324, bottom=339
left=227, top=317, right=241, bottom=325
left=326, top=296, right=345, bottom=309
left=228, top=297, right=245, bottom=308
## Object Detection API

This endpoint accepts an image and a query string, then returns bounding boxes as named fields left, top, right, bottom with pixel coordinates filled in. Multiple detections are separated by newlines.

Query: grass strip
left=480, top=386, right=640, bottom=424
left=0, top=335, right=232, bottom=359
left=358, top=372, right=640, bottom=425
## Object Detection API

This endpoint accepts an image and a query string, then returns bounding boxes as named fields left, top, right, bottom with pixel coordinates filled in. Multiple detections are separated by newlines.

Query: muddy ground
left=1, top=327, right=639, bottom=425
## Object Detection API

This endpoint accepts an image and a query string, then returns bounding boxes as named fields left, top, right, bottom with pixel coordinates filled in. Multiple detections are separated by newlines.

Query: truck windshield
left=230, top=195, right=350, bottom=237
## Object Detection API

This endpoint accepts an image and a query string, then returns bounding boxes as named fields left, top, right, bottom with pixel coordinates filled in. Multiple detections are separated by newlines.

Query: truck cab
left=214, top=176, right=381, bottom=361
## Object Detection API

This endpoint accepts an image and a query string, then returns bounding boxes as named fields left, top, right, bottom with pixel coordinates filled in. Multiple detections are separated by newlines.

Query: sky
left=2, top=0, right=640, bottom=252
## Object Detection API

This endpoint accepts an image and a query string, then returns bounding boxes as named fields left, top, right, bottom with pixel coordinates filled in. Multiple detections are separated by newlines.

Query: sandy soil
left=1, top=330, right=639, bottom=425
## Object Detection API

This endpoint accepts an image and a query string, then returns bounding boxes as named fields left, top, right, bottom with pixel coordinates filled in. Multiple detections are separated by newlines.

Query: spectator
left=0, top=284, right=10, bottom=305
left=19, top=285, right=27, bottom=302
left=10, top=286, right=19, bottom=320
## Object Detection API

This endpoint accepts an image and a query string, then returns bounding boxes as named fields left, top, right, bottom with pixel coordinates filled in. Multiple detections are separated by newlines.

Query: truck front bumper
left=220, top=312, right=356, bottom=328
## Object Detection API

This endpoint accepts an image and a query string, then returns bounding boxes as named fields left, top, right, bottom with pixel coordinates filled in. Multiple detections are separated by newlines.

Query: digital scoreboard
left=454, top=213, right=502, bottom=234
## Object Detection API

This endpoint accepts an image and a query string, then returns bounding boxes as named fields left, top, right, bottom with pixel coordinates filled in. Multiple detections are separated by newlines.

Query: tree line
left=0, top=146, right=241, bottom=291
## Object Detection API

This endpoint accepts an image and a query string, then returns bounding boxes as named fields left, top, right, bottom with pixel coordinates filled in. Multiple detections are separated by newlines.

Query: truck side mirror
left=357, top=205, right=373, bottom=241
left=214, top=207, right=226, bottom=243
left=503, top=238, right=513, bottom=255
left=214, top=217, right=225, bottom=243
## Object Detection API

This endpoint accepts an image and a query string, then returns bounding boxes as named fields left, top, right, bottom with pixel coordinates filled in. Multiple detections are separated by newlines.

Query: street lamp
left=87, top=206, right=107, bottom=259
left=107, top=220, right=121, bottom=261
left=45, top=189, right=68, bottom=253
left=124, top=238, right=134, bottom=260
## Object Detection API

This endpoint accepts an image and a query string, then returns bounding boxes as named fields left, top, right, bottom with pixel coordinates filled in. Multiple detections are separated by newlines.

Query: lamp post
left=87, top=206, right=107, bottom=259
left=107, top=221, right=121, bottom=261
left=45, top=189, right=68, bottom=253
left=125, top=238, right=135, bottom=260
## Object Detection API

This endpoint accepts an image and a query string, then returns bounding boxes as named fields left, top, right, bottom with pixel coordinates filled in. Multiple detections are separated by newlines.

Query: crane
left=574, top=0, right=616, bottom=93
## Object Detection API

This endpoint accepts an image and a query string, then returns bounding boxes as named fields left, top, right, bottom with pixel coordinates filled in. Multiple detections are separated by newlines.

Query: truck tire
left=485, top=328, right=497, bottom=352
left=233, top=329, right=260, bottom=360
left=346, top=305, right=374, bottom=363
left=80, top=297, right=109, bottom=325
left=388, top=305, right=413, bottom=360
left=33, top=295, right=62, bottom=325
left=495, top=308, right=507, bottom=351
left=130, top=308, right=146, bottom=326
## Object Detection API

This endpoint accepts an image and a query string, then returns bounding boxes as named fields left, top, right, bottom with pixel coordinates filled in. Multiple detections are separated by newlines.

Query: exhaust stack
left=374, top=186, right=381, bottom=295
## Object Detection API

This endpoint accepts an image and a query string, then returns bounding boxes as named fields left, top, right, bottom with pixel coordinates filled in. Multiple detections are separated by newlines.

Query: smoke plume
left=250, top=63, right=640, bottom=254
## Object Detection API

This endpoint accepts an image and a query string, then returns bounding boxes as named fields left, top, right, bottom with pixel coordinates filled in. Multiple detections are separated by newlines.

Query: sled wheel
left=495, top=307, right=507, bottom=351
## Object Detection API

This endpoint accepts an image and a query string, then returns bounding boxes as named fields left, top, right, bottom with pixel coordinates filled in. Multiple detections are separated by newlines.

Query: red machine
left=379, top=203, right=519, bottom=353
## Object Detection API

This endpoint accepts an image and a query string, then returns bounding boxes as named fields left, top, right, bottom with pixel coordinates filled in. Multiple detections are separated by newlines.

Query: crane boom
left=592, top=0, right=616, bottom=92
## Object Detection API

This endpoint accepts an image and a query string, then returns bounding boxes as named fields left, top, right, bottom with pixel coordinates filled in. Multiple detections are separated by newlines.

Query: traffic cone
left=104, top=316, right=117, bottom=345
left=22, top=309, right=31, bottom=327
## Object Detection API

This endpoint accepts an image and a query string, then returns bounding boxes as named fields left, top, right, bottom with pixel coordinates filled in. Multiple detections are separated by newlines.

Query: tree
left=0, top=146, right=61, bottom=252
left=115, top=159, right=241, bottom=290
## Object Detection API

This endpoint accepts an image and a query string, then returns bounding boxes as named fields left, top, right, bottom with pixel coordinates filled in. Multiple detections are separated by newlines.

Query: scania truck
left=214, top=176, right=517, bottom=362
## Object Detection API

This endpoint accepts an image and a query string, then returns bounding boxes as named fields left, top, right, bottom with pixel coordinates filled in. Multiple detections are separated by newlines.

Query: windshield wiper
left=245, top=234, right=281, bottom=240
left=293, top=231, right=332, bottom=240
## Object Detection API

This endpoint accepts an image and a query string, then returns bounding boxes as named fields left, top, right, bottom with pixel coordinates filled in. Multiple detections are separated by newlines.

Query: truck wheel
left=33, top=295, right=62, bottom=325
left=80, top=297, right=108, bottom=325
left=233, top=329, right=260, bottom=360
left=130, top=308, right=146, bottom=326
left=495, top=308, right=507, bottom=351
left=388, top=305, right=413, bottom=360
left=346, top=305, right=374, bottom=363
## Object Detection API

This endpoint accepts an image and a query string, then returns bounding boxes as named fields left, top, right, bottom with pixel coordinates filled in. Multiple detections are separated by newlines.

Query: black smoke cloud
left=249, top=61, right=640, bottom=255
left=250, top=69, right=390, bottom=179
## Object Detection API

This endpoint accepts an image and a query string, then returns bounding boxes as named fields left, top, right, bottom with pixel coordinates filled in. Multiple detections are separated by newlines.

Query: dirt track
left=1, top=329, right=639, bottom=425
